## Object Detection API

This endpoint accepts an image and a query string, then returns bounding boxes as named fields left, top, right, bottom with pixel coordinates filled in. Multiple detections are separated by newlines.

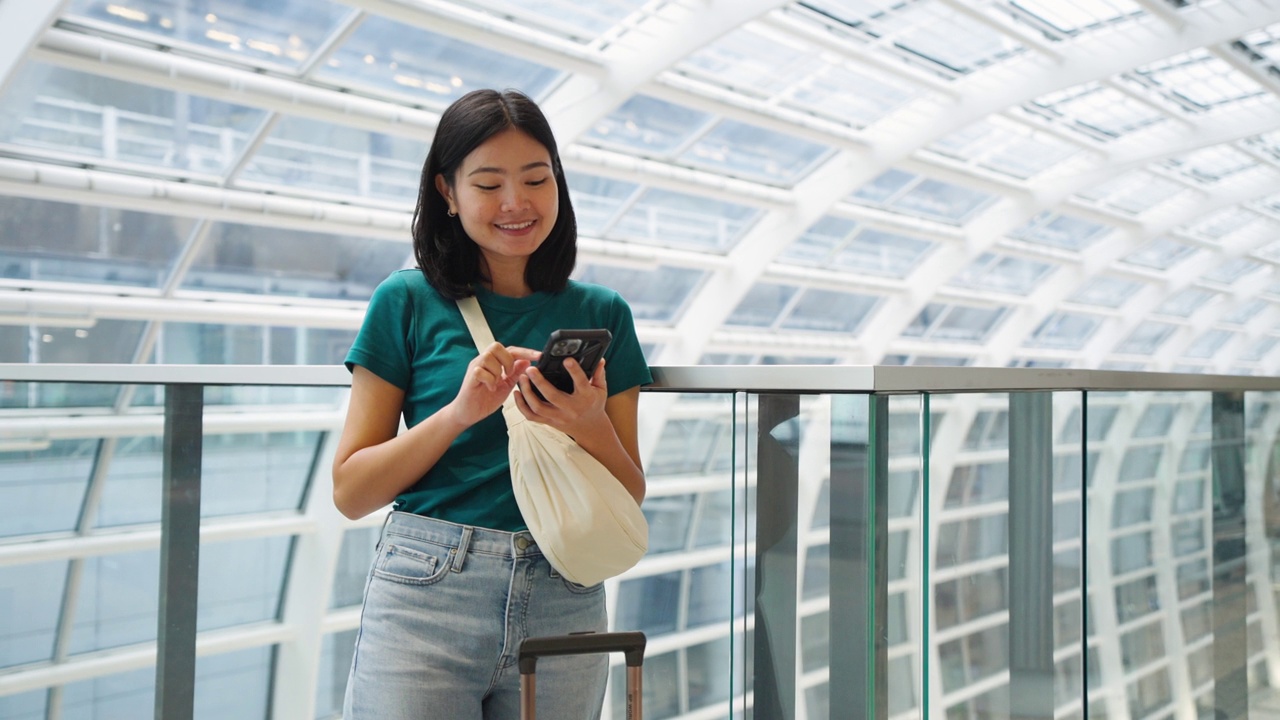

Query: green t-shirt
left=345, top=269, right=653, bottom=531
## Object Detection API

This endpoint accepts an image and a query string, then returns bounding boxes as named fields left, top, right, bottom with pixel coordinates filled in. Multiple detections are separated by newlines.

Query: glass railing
left=2, top=364, right=1280, bottom=720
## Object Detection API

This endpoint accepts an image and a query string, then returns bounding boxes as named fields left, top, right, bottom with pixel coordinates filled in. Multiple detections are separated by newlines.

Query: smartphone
left=532, top=329, right=612, bottom=398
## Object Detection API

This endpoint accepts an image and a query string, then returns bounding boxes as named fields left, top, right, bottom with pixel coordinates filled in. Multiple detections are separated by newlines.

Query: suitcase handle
left=518, top=631, right=646, bottom=675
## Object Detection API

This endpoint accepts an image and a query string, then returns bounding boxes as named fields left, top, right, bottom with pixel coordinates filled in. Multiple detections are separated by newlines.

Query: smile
left=496, top=220, right=535, bottom=230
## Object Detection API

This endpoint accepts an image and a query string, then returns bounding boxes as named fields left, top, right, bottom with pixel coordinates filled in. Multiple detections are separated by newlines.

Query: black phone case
left=535, top=329, right=611, bottom=395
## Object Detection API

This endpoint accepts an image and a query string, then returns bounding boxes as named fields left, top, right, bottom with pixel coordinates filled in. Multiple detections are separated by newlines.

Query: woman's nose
left=501, top=186, right=529, bottom=211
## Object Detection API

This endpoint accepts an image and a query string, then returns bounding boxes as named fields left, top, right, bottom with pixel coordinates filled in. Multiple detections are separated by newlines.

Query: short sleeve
left=345, top=273, right=413, bottom=390
left=603, top=292, right=653, bottom=396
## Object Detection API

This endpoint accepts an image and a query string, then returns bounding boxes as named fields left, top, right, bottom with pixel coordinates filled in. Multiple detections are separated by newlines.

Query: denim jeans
left=343, top=511, right=608, bottom=719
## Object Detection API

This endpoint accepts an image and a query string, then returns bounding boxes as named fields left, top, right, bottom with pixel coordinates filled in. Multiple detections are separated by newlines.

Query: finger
left=518, top=376, right=548, bottom=410
left=562, top=357, right=591, bottom=390
left=484, top=342, right=516, bottom=374
left=590, top=357, right=607, bottom=389
left=507, top=346, right=543, bottom=364
left=524, top=367, right=558, bottom=402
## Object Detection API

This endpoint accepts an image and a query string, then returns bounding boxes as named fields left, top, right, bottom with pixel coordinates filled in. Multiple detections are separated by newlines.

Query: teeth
left=497, top=220, right=534, bottom=230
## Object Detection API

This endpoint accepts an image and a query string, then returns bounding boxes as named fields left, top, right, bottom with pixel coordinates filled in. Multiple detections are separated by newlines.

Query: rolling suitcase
left=518, top=630, right=646, bottom=720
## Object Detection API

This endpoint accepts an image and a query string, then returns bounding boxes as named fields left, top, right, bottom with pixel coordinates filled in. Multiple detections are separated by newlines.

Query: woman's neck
left=479, top=257, right=533, bottom=298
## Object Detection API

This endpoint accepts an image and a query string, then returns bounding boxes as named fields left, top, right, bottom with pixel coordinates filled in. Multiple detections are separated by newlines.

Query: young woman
left=332, top=89, right=651, bottom=719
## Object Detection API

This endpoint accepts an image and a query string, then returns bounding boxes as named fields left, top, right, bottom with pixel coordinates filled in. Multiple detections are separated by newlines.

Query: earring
left=447, top=209, right=457, bottom=217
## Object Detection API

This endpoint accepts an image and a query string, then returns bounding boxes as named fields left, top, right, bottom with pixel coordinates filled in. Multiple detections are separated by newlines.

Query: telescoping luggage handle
left=519, top=631, right=646, bottom=720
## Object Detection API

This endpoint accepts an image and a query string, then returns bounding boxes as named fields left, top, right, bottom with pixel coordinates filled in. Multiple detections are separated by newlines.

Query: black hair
left=412, top=88, right=577, bottom=298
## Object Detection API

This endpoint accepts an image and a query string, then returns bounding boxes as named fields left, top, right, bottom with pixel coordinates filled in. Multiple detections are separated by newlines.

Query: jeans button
left=516, top=536, right=530, bottom=550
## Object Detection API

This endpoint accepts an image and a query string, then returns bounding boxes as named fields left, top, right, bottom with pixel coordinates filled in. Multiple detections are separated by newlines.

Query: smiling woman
left=331, top=89, right=651, bottom=720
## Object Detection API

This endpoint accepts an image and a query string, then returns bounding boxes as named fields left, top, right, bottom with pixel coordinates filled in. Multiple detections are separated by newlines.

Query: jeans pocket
left=372, top=542, right=451, bottom=585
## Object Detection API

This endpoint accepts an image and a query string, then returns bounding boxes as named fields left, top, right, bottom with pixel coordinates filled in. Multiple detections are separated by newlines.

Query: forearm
left=572, top=425, right=646, bottom=504
left=333, top=406, right=469, bottom=518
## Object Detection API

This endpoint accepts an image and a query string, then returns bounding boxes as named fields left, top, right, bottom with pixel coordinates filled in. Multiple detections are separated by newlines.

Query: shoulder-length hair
left=413, top=88, right=577, bottom=298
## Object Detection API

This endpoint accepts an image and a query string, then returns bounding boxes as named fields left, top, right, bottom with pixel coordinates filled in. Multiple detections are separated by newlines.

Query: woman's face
left=435, top=127, right=559, bottom=274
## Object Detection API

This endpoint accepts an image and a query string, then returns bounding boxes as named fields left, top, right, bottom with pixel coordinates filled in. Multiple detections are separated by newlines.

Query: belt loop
left=375, top=510, right=395, bottom=552
left=451, top=525, right=473, bottom=573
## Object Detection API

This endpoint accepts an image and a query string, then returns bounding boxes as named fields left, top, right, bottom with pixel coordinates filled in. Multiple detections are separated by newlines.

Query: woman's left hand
left=514, top=357, right=608, bottom=439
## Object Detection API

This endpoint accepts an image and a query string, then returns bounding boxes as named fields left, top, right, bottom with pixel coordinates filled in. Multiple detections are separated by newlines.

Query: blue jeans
left=343, top=512, right=608, bottom=719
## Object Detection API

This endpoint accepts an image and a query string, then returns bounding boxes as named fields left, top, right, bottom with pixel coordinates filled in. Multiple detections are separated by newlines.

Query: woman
left=333, top=88, right=651, bottom=719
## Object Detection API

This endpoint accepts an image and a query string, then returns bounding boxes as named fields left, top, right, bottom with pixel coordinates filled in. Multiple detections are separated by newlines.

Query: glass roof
left=9, top=2, right=1280, bottom=714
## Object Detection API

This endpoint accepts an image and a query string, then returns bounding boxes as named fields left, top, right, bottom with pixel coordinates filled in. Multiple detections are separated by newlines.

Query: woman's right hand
left=446, top=342, right=541, bottom=427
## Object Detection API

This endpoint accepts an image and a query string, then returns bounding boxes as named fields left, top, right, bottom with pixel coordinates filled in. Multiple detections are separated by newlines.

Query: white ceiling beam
left=0, top=0, right=69, bottom=98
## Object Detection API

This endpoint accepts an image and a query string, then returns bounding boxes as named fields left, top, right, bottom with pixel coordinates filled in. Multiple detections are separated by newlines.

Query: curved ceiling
left=2, top=0, right=1280, bottom=373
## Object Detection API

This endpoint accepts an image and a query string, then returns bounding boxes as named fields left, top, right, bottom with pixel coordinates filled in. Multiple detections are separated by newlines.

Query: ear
left=434, top=174, right=455, bottom=214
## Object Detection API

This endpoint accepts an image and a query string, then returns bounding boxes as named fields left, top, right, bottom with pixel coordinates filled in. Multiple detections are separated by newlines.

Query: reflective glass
left=1187, top=206, right=1260, bottom=241
left=851, top=168, right=917, bottom=204
left=584, top=95, right=713, bottom=156
left=0, top=197, right=189, bottom=288
left=0, top=691, right=44, bottom=720
left=831, top=228, right=933, bottom=277
left=887, top=178, right=995, bottom=224
left=567, top=173, right=641, bottom=238
left=448, top=0, right=647, bottom=42
left=1010, top=211, right=1113, bottom=251
left=1009, top=0, right=1143, bottom=37
left=680, top=119, right=831, bottom=186
left=1183, top=329, right=1232, bottom=359
left=1069, top=276, right=1144, bottom=308
left=1154, top=287, right=1217, bottom=318
left=152, top=323, right=355, bottom=366
left=1131, top=49, right=1266, bottom=112
left=1115, top=321, right=1177, bottom=355
left=610, top=188, right=760, bottom=252
left=1218, top=297, right=1269, bottom=325
left=94, top=432, right=319, bottom=528
left=725, top=283, right=799, bottom=328
left=1028, top=82, right=1166, bottom=140
left=1024, top=312, right=1101, bottom=350
left=0, top=560, right=68, bottom=668
left=0, top=63, right=267, bottom=177
left=1240, top=336, right=1278, bottom=362
left=332, top=527, right=379, bottom=609
left=316, top=15, right=562, bottom=109
left=66, top=0, right=349, bottom=71
left=932, top=120, right=1080, bottom=178
left=237, top=117, right=425, bottom=202
left=1121, top=237, right=1199, bottom=270
left=949, top=252, right=1055, bottom=295
left=1203, top=257, right=1266, bottom=284
left=1162, top=146, right=1258, bottom=184
left=904, top=303, right=1007, bottom=343
left=1076, top=171, right=1188, bottom=215
left=184, top=222, right=409, bottom=300
left=574, top=264, right=704, bottom=323
left=0, top=439, right=95, bottom=537
left=804, top=0, right=1024, bottom=74
left=317, top=630, right=358, bottom=718
left=780, top=288, right=879, bottom=333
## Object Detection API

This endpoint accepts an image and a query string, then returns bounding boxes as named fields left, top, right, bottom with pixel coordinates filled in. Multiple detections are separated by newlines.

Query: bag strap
left=456, top=296, right=521, bottom=418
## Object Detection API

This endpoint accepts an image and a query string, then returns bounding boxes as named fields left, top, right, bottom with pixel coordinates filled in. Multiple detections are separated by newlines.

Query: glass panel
left=949, top=252, right=1056, bottom=296
left=152, top=323, right=355, bottom=366
left=65, top=0, right=349, bottom=71
left=1204, top=257, right=1266, bottom=284
left=315, top=15, right=562, bottom=109
left=184, top=222, right=409, bottom=300
left=444, top=0, right=647, bottom=43
left=584, top=94, right=713, bottom=156
left=1069, top=276, right=1144, bottom=308
left=1011, top=211, right=1114, bottom=251
left=0, top=439, right=95, bottom=538
left=1162, top=146, right=1259, bottom=184
left=0, top=560, right=68, bottom=668
left=1122, top=237, right=1199, bottom=270
left=725, top=283, right=799, bottom=328
left=1154, top=288, right=1217, bottom=318
left=1183, top=329, right=1233, bottom=359
left=574, top=264, right=704, bottom=323
left=678, top=119, right=831, bottom=186
left=1076, top=171, right=1189, bottom=215
left=0, top=197, right=190, bottom=288
left=95, top=432, right=318, bottom=528
left=833, top=228, right=934, bottom=277
left=0, top=690, right=45, bottom=720
left=198, top=536, right=292, bottom=631
left=236, top=117, right=425, bottom=202
left=1009, top=0, right=1144, bottom=37
left=0, top=63, right=268, bottom=177
left=887, top=178, right=995, bottom=225
left=1028, top=82, right=1167, bottom=140
left=609, top=188, right=761, bottom=252
left=1024, top=312, right=1101, bottom=350
left=780, top=288, right=879, bottom=333
left=316, top=630, right=358, bottom=720
left=567, top=173, right=641, bottom=238
left=1131, top=49, right=1266, bottom=112
left=904, top=303, right=1008, bottom=343
left=332, top=527, right=379, bottom=609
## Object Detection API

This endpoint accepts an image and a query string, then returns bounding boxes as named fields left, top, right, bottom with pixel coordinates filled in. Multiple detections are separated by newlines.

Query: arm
left=515, top=360, right=646, bottom=504
left=332, top=344, right=538, bottom=519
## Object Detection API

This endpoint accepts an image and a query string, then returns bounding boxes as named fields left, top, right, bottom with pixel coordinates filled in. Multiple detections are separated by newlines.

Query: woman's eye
left=527, top=178, right=548, bottom=187
left=475, top=184, right=499, bottom=191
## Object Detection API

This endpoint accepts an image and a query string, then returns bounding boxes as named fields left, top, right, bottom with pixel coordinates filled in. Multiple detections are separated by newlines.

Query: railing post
left=155, top=383, right=203, bottom=720
left=829, top=394, right=887, bottom=720
left=1212, top=391, right=1248, bottom=720
left=755, top=393, right=800, bottom=720
left=1008, top=392, right=1054, bottom=720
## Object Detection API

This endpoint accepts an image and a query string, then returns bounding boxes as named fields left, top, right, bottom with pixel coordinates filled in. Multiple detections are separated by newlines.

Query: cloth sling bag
left=456, top=296, right=648, bottom=586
